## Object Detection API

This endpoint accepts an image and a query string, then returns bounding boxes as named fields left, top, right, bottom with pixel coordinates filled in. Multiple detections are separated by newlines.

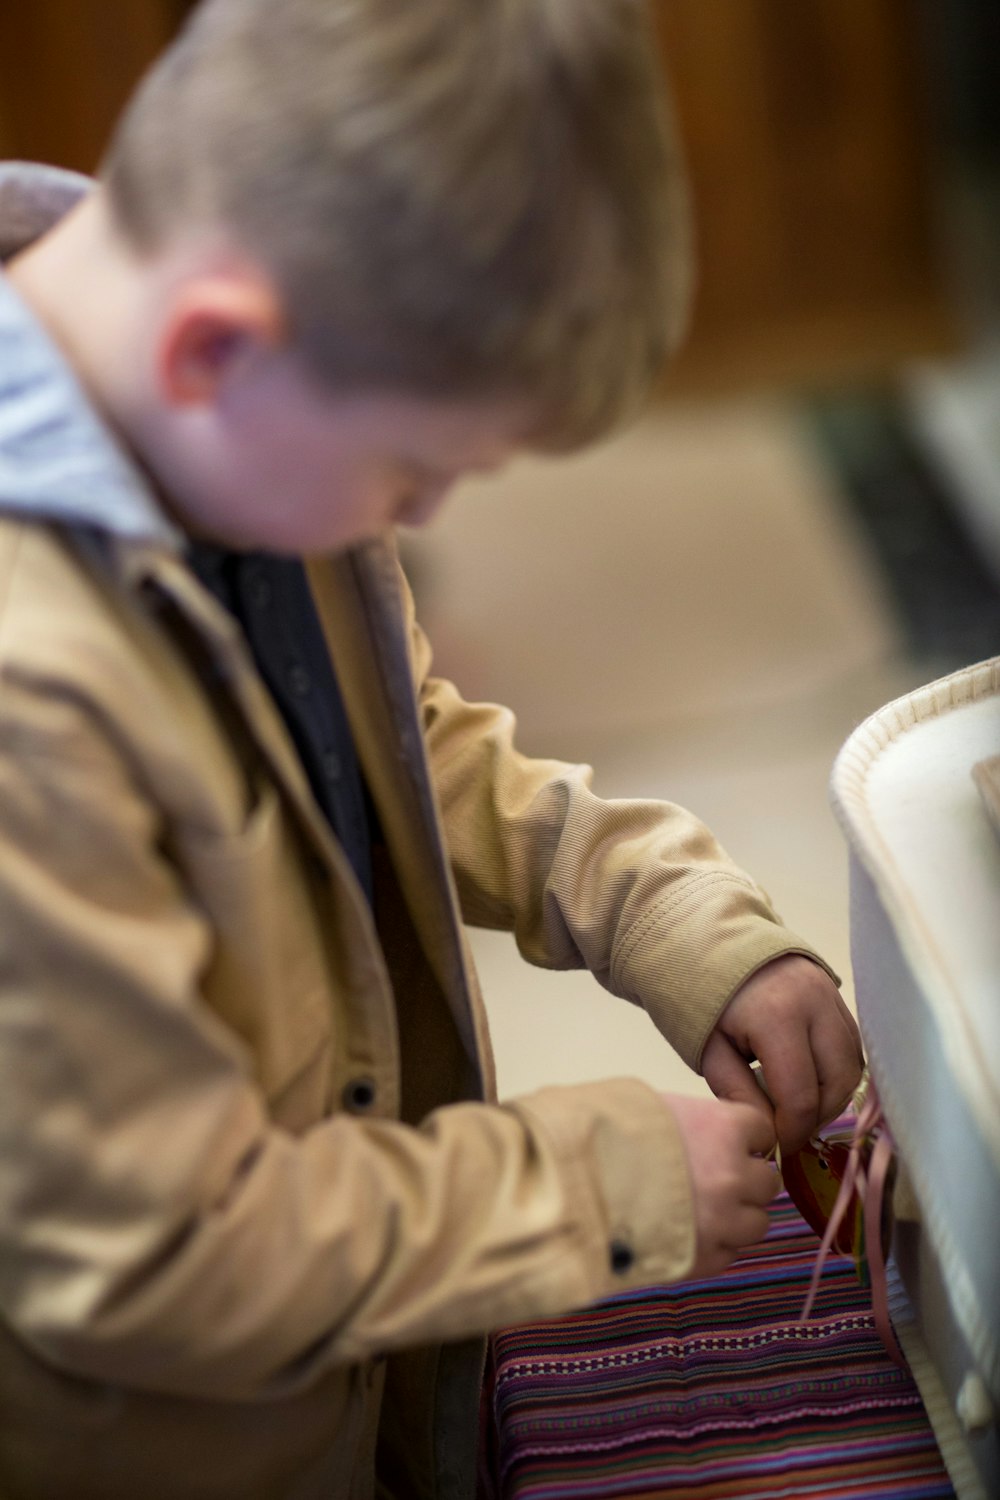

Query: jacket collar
left=0, top=161, right=183, bottom=550
left=0, top=171, right=487, bottom=1091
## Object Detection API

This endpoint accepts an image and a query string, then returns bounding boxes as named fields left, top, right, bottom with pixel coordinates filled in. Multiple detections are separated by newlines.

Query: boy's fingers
left=752, top=1031, right=822, bottom=1156
left=726, top=1203, right=772, bottom=1251
left=813, top=1003, right=865, bottom=1125
left=734, top=1152, right=779, bottom=1212
left=741, top=1104, right=779, bottom=1160
left=701, top=1032, right=775, bottom=1137
left=744, top=1156, right=781, bottom=1207
left=716, top=955, right=866, bottom=1154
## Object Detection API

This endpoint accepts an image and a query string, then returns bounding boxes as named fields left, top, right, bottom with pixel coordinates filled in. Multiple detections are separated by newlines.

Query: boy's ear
left=157, top=274, right=286, bottom=407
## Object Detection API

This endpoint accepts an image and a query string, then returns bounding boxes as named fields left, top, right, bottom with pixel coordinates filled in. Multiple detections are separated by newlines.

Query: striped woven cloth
left=490, top=1191, right=954, bottom=1499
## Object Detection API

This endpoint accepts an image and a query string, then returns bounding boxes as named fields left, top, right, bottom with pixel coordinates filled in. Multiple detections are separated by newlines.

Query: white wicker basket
left=831, top=658, right=1000, bottom=1500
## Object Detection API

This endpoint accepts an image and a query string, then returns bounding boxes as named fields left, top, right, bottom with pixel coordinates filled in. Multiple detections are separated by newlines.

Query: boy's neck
left=7, top=188, right=143, bottom=434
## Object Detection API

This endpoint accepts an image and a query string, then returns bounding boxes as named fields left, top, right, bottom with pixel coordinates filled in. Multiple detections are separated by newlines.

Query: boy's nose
left=395, top=481, right=453, bottom=529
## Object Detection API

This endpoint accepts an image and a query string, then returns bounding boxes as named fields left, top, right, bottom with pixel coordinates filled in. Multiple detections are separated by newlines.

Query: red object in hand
left=781, top=1137, right=863, bottom=1259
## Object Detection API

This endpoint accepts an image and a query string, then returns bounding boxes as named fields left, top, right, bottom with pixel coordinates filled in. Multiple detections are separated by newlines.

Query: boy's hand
left=667, top=1095, right=779, bottom=1277
left=700, top=955, right=864, bottom=1157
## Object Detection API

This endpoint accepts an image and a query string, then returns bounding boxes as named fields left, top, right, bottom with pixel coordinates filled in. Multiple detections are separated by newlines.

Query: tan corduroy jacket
left=0, top=165, right=833, bottom=1500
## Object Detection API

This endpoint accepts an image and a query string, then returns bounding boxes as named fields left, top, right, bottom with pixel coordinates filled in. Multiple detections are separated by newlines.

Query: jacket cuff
left=508, top=1077, right=696, bottom=1301
left=615, top=901, right=840, bottom=1074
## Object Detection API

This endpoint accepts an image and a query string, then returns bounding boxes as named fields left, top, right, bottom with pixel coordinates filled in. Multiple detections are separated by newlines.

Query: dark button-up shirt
left=189, top=546, right=374, bottom=906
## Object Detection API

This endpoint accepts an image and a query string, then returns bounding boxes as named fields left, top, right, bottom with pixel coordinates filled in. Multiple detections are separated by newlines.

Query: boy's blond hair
left=102, top=0, right=691, bottom=446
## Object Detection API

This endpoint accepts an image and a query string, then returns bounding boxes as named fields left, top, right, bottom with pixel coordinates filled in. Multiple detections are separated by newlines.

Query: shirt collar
left=0, top=161, right=183, bottom=550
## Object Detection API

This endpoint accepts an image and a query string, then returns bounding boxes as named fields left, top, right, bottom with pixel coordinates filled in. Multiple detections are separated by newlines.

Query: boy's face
left=145, top=350, right=532, bottom=555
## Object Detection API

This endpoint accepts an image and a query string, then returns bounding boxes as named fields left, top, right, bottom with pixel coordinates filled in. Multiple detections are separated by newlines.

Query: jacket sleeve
left=0, top=673, right=694, bottom=1401
left=407, top=589, right=839, bottom=1072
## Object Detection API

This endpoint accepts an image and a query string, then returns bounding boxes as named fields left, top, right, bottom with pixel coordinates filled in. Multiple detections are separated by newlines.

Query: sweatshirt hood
left=0, top=161, right=182, bottom=549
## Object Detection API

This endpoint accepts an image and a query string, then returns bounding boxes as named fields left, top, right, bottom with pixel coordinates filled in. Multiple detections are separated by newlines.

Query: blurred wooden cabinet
left=0, top=1, right=189, bottom=174
left=652, top=0, right=957, bottom=389
left=0, top=0, right=956, bottom=390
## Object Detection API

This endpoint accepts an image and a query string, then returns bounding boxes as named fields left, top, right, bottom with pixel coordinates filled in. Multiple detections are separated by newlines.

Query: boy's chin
left=172, top=501, right=380, bottom=556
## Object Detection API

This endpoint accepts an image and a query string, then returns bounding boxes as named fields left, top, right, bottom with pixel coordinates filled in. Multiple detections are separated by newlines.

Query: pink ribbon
left=799, top=1080, right=907, bottom=1370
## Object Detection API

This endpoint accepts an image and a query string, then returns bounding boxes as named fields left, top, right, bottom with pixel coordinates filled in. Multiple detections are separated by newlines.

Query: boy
left=0, top=2, right=862, bottom=1496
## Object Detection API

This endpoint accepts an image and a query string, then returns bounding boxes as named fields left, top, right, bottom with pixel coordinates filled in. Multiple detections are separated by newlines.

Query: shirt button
left=289, top=664, right=312, bottom=697
left=609, top=1239, right=634, bottom=1276
left=322, top=749, right=342, bottom=782
left=247, top=575, right=272, bottom=609
left=343, top=1077, right=377, bottom=1112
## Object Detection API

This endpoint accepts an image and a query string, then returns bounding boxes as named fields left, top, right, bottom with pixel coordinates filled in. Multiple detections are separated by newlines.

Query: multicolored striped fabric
left=490, top=1191, right=954, bottom=1499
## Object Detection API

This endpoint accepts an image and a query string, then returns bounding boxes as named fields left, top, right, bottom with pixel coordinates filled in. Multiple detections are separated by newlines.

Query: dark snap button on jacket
left=609, top=1239, right=634, bottom=1276
left=343, top=1077, right=377, bottom=1112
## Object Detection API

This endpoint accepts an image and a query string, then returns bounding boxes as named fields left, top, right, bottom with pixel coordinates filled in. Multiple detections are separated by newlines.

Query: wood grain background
left=0, top=0, right=958, bottom=391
